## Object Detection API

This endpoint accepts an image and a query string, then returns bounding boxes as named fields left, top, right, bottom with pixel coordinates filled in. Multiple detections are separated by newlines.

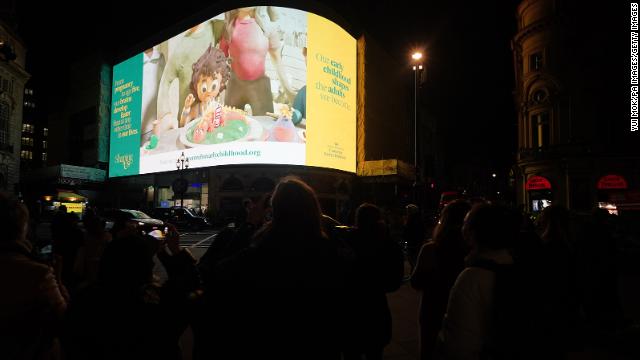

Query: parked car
left=151, top=207, right=211, bottom=231
left=101, top=209, right=165, bottom=235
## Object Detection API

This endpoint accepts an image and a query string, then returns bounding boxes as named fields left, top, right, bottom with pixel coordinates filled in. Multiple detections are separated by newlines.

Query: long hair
left=268, top=176, right=324, bottom=239
left=432, top=199, right=471, bottom=249
left=190, top=45, right=230, bottom=96
left=537, top=205, right=571, bottom=246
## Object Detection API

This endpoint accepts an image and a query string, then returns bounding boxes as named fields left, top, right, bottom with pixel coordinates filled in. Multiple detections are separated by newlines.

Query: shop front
left=596, top=174, right=638, bottom=215
left=525, top=175, right=553, bottom=213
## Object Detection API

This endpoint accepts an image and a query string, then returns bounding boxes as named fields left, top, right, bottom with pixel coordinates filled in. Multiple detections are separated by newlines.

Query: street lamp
left=411, top=52, right=424, bottom=183
left=174, top=152, right=189, bottom=208
left=176, top=151, right=189, bottom=171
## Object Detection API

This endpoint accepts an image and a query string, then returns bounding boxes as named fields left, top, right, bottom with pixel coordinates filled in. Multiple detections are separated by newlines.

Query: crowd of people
left=0, top=176, right=627, bottom=360
left=410, top=201, right=625, bottom=360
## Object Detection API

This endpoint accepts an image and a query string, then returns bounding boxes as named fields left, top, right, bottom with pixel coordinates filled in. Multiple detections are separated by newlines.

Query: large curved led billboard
left=109, top=6, right=356, bottom=177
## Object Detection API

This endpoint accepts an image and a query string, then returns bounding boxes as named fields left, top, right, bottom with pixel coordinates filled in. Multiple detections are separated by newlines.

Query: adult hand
left=164, top=223, right=181, bottom=255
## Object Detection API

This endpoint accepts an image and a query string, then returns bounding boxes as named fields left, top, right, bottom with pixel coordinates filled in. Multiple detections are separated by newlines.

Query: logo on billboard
left=115, top=153, right=134, bottom=170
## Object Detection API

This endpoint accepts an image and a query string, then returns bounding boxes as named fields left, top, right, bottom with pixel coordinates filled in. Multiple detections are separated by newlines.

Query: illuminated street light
left=176, top=151, right=189, bottom=171
left=492, top=173, right=497, bottom=178
left=175, top=152, right=190, bottom=208
left=411, top=52, right=424, bottom=184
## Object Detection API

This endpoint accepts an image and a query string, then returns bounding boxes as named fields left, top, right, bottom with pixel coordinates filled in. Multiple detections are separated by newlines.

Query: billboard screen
left=109, top=6, right=356, bottom=177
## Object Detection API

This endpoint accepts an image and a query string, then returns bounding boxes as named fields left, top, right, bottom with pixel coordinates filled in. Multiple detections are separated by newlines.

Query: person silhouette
left=411, top=199, right=471, bottom=360
left=342, top=203, right=404, bottom=360
left=201, top=176, right=350, bottom=359
left=0, top=192, right=68, bottom=359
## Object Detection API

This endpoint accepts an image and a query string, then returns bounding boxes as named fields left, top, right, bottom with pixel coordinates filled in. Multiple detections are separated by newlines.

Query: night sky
left=13, top=0, right=629, bottom=189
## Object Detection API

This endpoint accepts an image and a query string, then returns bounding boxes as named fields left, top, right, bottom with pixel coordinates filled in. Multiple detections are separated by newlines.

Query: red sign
left=597, top=175, right=628, bottom=190
left=525, top=176, right=552, bottom=191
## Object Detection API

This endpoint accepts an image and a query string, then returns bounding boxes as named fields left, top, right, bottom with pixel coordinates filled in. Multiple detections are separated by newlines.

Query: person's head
left=58, top=205, right=67, bottom=213
left=191, top=45, right=230, bottom=103
left=246, top=193, right=273, bottom=225
left=98, top=234, right=155, bottom=290
left=463, top=204, right=519, bottom=252
left=270, top=176, right=323, bottom=237
left=355, top=203, right=382, bottom=230
left=0, top=192, right=29, bottom=244
left=110, top=211, right=137, bottom=239
left=433, top=199, right=471, bottom=247
left=536, top=205, right=570, bottom=244
left=84, top=212, right=106, bottom=234
left=224, top=7, right=268, bottom=41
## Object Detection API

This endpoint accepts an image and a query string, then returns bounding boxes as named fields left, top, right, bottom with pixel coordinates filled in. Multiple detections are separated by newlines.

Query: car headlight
left=138, top=222, right=145, bottom=226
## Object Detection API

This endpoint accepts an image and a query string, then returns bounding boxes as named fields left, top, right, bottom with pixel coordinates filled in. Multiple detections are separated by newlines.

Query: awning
left=597, top=174, right=628, bottom=190
left=57, top=191, right=86, bottom=202
left=358, top=159, right=415, bottom=180
left=525, top=176, right=552, bottom=191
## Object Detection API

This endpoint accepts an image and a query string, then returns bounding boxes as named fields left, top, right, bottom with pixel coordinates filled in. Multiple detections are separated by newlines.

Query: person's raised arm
left=267, top=28, right=296, bottom=103
left=155, top=56, right=179, bottom=132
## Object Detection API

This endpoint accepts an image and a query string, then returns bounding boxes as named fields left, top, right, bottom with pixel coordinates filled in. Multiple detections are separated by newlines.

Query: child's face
left=196, top=72, right=222, bottom=103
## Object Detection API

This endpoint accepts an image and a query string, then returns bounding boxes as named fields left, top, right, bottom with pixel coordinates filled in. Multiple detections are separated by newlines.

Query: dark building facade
left=0, top=20, right=29, bottom=192
left=20, top=81, right=48, bottom=173
left=20, top=53, right=111, bottom=208
left=512, top=0, right=639, bottom=213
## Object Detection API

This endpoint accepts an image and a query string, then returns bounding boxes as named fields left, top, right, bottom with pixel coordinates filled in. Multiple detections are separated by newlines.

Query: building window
left=20, top=150, right=33, bottom=160
left=43, top=128, right=48, bottom=136
left=530, top=52, right=543, bottom=71
left=532, top=89, right=547, bottom=102
left=23, top=124, right=34, bottom=133
left=0, top=101, right=9, bottom=147
left=531, top=112, right=550, bottom=148
left=42, top=140, right=47, bottom=149
left=42, top=152, right=47, bottom=161
left=22, top=137, right=34, bottom=146
left=22, top=124, right=34, bottom=133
